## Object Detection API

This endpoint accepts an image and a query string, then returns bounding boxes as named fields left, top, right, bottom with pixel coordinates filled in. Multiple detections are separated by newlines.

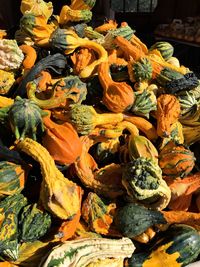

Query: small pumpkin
left=82, top=192, right=116, bottom=235
left=149, top=41, right=174, bottom=60
left=42, top=112, right=82, bottom=165
left=98, top=61, right=135, bottom=113
left=19, top=203, right=51, bottom=242
left=159, top=141, right=195, bottom=178
left=0, top=161, right=26, bottom=198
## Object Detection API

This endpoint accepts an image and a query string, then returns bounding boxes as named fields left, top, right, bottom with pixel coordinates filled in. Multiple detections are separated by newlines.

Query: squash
left=94, top=20, right=118, bottom=33
left=128, top=224, right=200, bottom=267
left=41, top=237, right=135, bottom=267
left=42, top=112, right=82, bottom=165
left=156, top=94, right=181, bottom=137
left=0, top=96, right=14, bottom=108
left=8, top=96, right=47, bottom=140
left=27, top=75, right=87, bottom=109
left=0, top=161, right=25, bottom=198
left=128, top=57, right=153, bottom=83
left=14, top=53, right=67, bottom=97
left=131, top=89, right=157, bottom=119
left=59, top=5, right=92, bottom=24
left=19, top=45, right=37, bottom=70
left=20, top=0, right=53, bottom=21
left=69, top=104, right=124, bottom=135
left=114, top=203, right=167, bottom=238
left=19, top=203, right=51, bottom=242
left=74, top=135, right=124, bottom=198
left=70, top=0, right=96, bottom=10
left=159, top=141, right=195, bottom=178
left=0, top=194, right=27, bottom=261
left=122, top=157, right=171, bottom=210
left=49, top=28, right=108, bottom=78
left=82, top=192, right=116, bottom=235
left=167, top=56, right=180, bottom=68
left=16, top=138, right=83, bottom=220
left=149, top=41, right=174, bottom=60
left=71, top=48, right=96, bottom=75
left=98, top=61, right=135, bottom=113
left=0, top=39, right=24, bottom=71
left=0, top=70, right=15, bottom=95
left=84, top=26, right=104, bottom=40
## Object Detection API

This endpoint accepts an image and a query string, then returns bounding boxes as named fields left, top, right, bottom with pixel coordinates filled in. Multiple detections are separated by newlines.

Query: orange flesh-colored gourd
left=98, top=61, right=135, bottom=113
left=123, top=115, right=158, bottom=141
left=19, top=44, right=37, bottom=70
left=42, top=112, right=82, bottom=165
left=94, top=20, right=118, bottom=33
left=36, top=71, right=52, bottom=91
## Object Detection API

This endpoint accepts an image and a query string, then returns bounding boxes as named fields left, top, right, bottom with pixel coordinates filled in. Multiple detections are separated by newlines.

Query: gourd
left=156, top=94, right=181, bottom=137
left=167, top=56, right=180, bottom=67
left=114, top=203, right=167, bottom=238
left=19, top=203, right=51, bottom=242
left=27, top=75, right=87, bottom=109
left=0, top=70, right=15, bottom=95
left=49, top=28, right=108, bottom=78
left=82, top=192, right=116, bottom=235
left=19, top=14, right=55, bottom=47
left=16, top=138, right=83, bottom=220
left=8, top=96, right=47, bottom=140
left=183, top=124, right=200, bottom=145
left=19, top=45, right=37, bottom=70
left=94, top=20, right=118, bottom=33
left=20, top=0, right=53, bottom=21
left=14, top=53, right=67, bottom=97
left=40, top=237, right=135, bottom=267
left=59, top=5, right=92, bottom=24
left=0, top=161, right=25, bottom=198
left=159, top=141, right=195, bottom=178
left=42, top=112, right=82, bottom=165
left=84, top=26, right=104, bottom=39
left=0, top=96, right=14, bottom=108
left=98, top=61, right=135, bottom=113
left=70, top=0, right=96, bottom=10
left=69, top=104, right=124, bottom=135
left=128, top=224, right=200, bottom=267
left=128, top=57, right=153, bottom=83
left=0, top=194, right=27, bottom=261
left=122, top=157, right=171, bottom=210
left=102, top=24, right=135, bottom=50
left=149, top=41, right=174, bottom=60
left=71, top=48, right=96, bottom=75
left=0, top=39, right=24, bottom=71
left=74, top=135, right=124, bottom=198
left=131, top=90, right=157, bottom=119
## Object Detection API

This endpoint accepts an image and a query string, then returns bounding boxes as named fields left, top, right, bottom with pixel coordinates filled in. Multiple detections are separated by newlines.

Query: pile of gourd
left=1, top=0, right=200, bottom=266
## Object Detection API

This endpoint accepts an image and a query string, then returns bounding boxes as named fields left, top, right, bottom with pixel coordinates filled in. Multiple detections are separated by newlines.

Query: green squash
left=19, top=204, right=52, bottom=242
left=114, top=203, right=166, bottom=238
left=128, top=224, right=200, bottom=267
left=8, top=96, right=47, bottom=140
left=128, top=57, right=153, bottom=83
left=149, top=41, right=174, bottom=61
left=0, top=193, right=27, bottom=261
left=0, top=161, right=25, bottom=198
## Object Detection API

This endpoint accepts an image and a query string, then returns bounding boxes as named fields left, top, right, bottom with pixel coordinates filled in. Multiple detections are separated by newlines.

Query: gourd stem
left=78, top=38, right=108, bottom=78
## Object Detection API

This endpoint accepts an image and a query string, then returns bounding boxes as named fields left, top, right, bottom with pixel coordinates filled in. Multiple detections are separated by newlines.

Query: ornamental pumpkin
left=0, top=194, right=27, bottom=261
left=159, top=141, right=195, bottom=178
left=41, top=237, right=135, bottom=267
left=149, top=41, right=174, bottom=60
left=122, top=157, right=171, bottom=210
left=128, top=224, right=200, bottom=267
left=0, top=161, right=25, bottom=198
left=16, top=138, right=83, bottom=220
left=128, top=57, right=153, bottom=83
left=82, top=192, right=116, bottom=235
left=42, top=112, right=82, bottom=165
left=98, top=61, right=135, bottom=113
left=19, top=203, right=51, bottom=242
left=156, top=94, right=181, bottom=137
left=8, top=96, right=47, bottom=140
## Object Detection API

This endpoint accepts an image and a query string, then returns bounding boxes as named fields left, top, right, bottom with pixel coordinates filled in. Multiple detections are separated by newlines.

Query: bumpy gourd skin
left=122, top=157, right=171, bottom=210
left=8, top=96, right=47, bottom=140
left=59, top=5, right=92, bottom=24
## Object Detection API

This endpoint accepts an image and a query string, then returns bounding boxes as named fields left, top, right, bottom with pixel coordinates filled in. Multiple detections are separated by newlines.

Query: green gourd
left=149, top=41, right=174, bottom=61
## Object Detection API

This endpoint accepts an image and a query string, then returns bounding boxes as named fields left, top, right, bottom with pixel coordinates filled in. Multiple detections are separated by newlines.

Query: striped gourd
left=149, top=41, right=174, bottom=60
left=159, top=142, right=195, bottom=178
